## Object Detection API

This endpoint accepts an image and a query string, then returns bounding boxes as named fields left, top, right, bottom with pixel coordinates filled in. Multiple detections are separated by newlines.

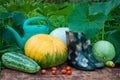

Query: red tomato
left=61, top=69, right=67, bottom=74
left=51, top=67, right=57, bottom=71
left=40, top=69, right=47, bottom=75
left=66, top=70, right=72, bottom=75
left=51, top=70, right=57, bottom=75
left=66, top=66, right=71, bottom=71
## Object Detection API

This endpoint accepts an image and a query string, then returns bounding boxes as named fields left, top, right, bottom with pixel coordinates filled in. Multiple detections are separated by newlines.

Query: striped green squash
left=2, top=52, right=40, bottom=73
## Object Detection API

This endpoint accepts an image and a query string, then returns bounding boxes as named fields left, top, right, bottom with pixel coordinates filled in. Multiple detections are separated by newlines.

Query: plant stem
left=102, top=25, right=105, bottom=40
left=95, top=34, right=99, bottom=41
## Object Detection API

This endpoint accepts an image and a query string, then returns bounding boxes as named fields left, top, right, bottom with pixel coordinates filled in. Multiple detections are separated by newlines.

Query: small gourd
left=105, top=61, right=115, bottom=68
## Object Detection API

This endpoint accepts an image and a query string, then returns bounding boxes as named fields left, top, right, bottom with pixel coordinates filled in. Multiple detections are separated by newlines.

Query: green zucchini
left=1, top=52, right=41, bottom=73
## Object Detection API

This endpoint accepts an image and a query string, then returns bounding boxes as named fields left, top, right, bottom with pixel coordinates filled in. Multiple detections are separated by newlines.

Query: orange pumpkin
left=24, top=34, right=68, bottom=68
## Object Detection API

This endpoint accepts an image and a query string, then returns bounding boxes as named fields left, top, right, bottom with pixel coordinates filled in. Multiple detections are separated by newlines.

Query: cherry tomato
left=66, top=70, right=72, bottom=75
left=61, top=69, right=67, bottom=74
left=40, top=69, right=47, bottom=75
left=51, top=67, right=57, bottom=71
left=51, top=70, right=57, bottom=75
left=66, top=66, right=71, bottom=71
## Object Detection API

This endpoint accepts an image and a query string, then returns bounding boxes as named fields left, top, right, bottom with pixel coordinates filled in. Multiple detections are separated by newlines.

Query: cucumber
left=1, top=52, right=40, bottom=73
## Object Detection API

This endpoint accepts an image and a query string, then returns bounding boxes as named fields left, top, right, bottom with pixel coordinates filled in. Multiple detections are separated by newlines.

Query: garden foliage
left=0, top=0, right=120, bottom=63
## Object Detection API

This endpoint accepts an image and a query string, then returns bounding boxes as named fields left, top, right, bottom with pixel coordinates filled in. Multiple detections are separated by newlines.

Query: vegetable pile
left=0, top=0, right=120, bottom=77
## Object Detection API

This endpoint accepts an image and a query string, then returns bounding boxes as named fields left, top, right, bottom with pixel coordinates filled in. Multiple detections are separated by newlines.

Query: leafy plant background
left=0, top=0, right=120, bottom=63
left=0, top=0, right=74, bottom=47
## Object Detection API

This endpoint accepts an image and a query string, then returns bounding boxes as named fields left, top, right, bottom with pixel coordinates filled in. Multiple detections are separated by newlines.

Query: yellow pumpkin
left=24, top=34, right=68, bottom=68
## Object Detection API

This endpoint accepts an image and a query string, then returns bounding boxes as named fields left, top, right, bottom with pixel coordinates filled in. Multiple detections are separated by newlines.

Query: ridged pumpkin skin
left=24, top=34, right=68, bottom=68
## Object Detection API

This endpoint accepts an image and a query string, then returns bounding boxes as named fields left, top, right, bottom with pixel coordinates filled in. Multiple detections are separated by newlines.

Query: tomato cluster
left=61, top=66, right=72, bottom=75
left=40, top=66, right=72, bottom=75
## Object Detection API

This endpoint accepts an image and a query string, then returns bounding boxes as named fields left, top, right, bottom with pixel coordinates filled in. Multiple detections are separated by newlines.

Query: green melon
left=92, top=40, right=116, bottom=63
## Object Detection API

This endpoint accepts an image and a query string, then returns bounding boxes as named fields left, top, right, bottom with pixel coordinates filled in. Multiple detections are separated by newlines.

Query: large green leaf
left=107, top=27, right=120, bottom=63
left=1, top=11, right=25, bottom=41
left=89, top=0, right=120, bottom=15
left=67, top=2, right=106, bottom=39
left=10, top=11, right=26, bottom=26
left=67, top=1, right=120, bottom=39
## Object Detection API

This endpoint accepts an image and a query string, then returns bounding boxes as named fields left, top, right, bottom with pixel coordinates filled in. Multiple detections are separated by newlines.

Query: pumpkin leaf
left=67, top=0, right=120, bottom=39
left=10, top=11, right=26, bottom=26
left=67, top=2, right=106, bottom=39
left=107, top=27, right=120, bottom=63
left=1, top=11, right=25, bottom=41
left=89, top=0, right=120, bottom=15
